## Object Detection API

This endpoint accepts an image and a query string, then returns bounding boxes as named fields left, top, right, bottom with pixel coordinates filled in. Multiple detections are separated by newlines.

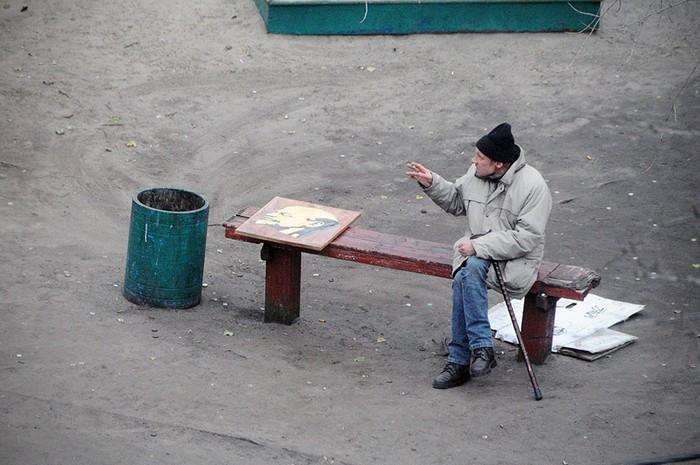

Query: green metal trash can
left=123, top=188, right=209, bottom=308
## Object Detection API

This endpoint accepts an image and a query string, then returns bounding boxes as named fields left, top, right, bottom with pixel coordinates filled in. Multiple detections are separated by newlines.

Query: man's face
left=472, top=149, right=503, bottom=178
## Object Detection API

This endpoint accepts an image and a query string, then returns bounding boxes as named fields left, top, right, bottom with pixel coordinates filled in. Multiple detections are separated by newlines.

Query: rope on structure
left=360, top=0, right=368, bottom=23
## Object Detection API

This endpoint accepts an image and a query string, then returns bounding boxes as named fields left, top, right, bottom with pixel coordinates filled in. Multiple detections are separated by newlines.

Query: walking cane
left=492, top=261, right=543, bottom=401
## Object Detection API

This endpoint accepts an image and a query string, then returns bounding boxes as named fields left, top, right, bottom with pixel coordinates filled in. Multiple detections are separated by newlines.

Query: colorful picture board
left=235, top=197, right=361, bottom=251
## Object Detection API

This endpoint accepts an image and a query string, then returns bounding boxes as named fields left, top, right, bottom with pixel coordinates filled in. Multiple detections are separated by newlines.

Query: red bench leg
left=261, top=244, right=301, bottom=324
left=520, top=293, right=558, bottom=365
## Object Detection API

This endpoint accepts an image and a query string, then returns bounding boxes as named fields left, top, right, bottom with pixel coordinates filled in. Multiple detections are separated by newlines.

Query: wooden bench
left=224, top=207, right=601, bottom=364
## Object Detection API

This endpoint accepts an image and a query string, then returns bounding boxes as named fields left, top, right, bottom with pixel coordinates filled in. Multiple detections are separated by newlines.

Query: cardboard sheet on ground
left=489, top=294, right=644, bottom=361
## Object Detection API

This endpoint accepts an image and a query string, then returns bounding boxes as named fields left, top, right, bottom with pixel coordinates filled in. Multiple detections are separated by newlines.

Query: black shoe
left=432, top=362, right=470, bottom=389
left=470, top=347, right=497, bottom=377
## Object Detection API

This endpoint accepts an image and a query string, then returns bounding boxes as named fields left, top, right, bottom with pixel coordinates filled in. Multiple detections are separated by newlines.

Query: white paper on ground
left=488, top=293, right=644, bottom=358
left=561, top=328, right=637, bottom=353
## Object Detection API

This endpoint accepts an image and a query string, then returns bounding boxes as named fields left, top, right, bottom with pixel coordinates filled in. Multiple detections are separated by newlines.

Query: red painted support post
left=261, top=244, right=301, bottom=324
left=520, top=293, right=558, bottom=364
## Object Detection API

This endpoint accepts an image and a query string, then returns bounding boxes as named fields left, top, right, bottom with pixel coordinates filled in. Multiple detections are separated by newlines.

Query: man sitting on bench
left=406, top=122, right=552, bottom=389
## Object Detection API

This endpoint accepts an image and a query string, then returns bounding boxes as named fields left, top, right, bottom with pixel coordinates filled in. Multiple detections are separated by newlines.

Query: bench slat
left=224, top=208, right=600, bottom=300
left=530, top=264, right=601, bottom=300
left=225, top=210, right=453, bottom=278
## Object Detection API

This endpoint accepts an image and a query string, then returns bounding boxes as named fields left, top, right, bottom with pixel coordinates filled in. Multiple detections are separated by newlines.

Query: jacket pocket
left=464, top=192, right=486, bottom=231
left=484, top=205, right=517, bottom=230
left=502, top=258, right=538, bottom=293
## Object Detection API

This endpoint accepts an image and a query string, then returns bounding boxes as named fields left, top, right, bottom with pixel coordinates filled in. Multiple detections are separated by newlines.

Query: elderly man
left=407, top=123, right=552, bottom=389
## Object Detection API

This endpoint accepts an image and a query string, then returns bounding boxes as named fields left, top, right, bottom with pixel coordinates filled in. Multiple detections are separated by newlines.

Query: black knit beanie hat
left=476, top=122, right=521, bottom=163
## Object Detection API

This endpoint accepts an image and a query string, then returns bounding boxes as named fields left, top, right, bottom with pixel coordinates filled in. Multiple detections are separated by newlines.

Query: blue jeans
left=447, top=256, right=493, bottom=366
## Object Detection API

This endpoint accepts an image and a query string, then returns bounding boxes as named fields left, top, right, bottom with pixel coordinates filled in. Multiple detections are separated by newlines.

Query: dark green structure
left=123, top=188, right=209, bottom=309
left=253, top=0, right=601, bottom=34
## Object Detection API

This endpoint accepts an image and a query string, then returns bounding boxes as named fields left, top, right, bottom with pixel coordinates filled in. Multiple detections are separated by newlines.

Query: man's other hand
left=457, top=239, right=476, bottom=257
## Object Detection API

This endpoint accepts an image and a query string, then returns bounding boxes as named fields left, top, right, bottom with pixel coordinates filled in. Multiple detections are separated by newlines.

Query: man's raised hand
left=406, top=162, right=433, bottom=188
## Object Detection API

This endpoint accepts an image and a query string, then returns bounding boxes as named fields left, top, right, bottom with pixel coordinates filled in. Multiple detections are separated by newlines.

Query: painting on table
left=235, top=197, right=361, bottom=251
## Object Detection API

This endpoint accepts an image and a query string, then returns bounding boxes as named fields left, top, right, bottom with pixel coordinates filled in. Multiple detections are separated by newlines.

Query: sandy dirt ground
left=1, top=0, right=699, bottom=464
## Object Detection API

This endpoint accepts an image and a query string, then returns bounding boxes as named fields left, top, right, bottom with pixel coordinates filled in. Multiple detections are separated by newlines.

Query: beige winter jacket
left=423, top=149, right=552, bottom=298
